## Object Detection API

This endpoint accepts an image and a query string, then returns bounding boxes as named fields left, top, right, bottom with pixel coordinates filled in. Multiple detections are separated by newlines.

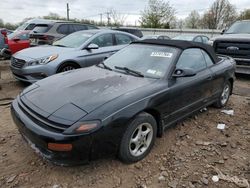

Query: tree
left=140, top=0, right=175, bottom=28
left=201, top=0, right=237, bottom=29
left=43, top=12, right=61, bottom=20
left=239, top=9, right=250, bottom=20
left=109, top=8, right=127, bottom=27
left=185, top=10, right=200, bottom=29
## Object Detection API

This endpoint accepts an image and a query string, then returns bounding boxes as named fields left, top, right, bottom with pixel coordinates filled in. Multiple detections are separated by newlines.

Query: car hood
left=21, top=66, right=155, bottom=124
left=211, top=34, right=250, bottom=42
left=13, top=45, right=76, bottom=59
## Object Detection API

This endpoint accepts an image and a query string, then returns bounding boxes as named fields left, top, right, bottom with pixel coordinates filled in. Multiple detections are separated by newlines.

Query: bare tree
left=239, top=9, right=250, bottom=20
left=140, top=0, right=175, bottom=28
left=109, top=8, right=127, bottom=27
left=201, top=0, right=237, bottom=29
left=185, top=10, right=200, bottom=29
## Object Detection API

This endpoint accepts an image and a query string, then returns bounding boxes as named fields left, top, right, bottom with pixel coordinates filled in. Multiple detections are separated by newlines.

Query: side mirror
left=221, top=29, right=226, bottom=35
left=13, top=38, right=20, bottom=42
left=86, top=43, right=99, bottom=50
left=172, top=68, right=196, bottom=78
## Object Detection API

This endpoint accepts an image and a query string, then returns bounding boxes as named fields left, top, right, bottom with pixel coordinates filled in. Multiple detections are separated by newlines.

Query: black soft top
left=132, top=39, right=219, bottom=63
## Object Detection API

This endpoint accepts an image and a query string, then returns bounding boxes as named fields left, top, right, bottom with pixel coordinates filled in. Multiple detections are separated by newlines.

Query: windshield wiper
left=97, top=62, right=112, bottom=71
left=114, top=66, right=144, bottom=77
left=53, top=44, right=67, bottom=47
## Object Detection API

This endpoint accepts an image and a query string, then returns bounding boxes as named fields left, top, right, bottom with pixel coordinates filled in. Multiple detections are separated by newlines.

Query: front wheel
left=57, top=63, right=79, bottom=73
left=214, top=81, right=231, bottom=108
left=119, top=112, right=157, bottom=163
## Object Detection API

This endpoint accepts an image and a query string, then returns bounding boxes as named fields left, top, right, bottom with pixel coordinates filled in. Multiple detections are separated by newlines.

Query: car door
left=84, top=33, right=116, bottom=67
left=162, top=48, right=213, bottom=124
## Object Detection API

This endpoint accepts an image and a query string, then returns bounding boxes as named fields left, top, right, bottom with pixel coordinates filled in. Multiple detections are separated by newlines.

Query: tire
left=119, top=112, right=157, bottom=163
left=57, top=63, right=79, bottom=73
left=214, top=81, right=231, bottom=108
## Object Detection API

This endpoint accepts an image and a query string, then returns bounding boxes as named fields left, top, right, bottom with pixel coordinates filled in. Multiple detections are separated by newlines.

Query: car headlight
left=28, top=54, right=58, bottom=66
left=207, top=40, right=214, bottom=46
left=63, top=120, right=101, bottom=135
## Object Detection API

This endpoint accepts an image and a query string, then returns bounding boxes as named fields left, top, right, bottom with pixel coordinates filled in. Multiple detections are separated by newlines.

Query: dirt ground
left=0, top=60, right=249, bottom=188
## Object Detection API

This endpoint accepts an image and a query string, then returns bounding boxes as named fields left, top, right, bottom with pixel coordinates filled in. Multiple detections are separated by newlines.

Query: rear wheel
left=57, top=63, right=79, bottom=73
left=119, top=112, right=157, bottom=163
left=214, top=81, right=231, bottom=108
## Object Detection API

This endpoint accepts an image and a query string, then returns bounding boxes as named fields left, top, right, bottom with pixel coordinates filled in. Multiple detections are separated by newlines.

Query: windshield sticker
left=147, top=69, right=157, bottom=74
left=150, top=52, right=173, bottom=58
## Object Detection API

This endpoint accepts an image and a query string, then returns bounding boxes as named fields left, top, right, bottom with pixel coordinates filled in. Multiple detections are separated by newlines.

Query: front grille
left=17, top=97, right=69, bottom=133
left=11, top=57, right=26, bottom=68
left=214, top=41, right=250, bottom=60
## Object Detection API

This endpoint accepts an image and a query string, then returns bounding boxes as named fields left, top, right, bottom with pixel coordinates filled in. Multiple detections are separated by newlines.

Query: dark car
left=113, top=27, right=143, bottom=38
left=209, top=20, right=250, bottom=74
left=29, top=21, right=99, bottom=46
left=0, top=28, right=12, bottom=52
left=11, top=40, right=235, bottom=165
left=173, top=34, right=209, bottom=44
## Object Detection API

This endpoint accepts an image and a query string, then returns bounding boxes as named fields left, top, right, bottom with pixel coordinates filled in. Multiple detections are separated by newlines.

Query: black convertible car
left=11, top=39, right=236, bottom=165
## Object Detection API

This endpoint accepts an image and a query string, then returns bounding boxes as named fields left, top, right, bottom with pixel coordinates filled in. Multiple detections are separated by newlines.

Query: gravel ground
left=0, top=60, right=249, bottom=188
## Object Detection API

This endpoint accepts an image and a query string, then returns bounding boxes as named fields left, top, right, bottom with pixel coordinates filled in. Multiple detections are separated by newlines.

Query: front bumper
left=10, top=59, right=56, bottom=83
left=11, top=98, right=93, bottom=165
left=234, top=58, right=250, bottom=74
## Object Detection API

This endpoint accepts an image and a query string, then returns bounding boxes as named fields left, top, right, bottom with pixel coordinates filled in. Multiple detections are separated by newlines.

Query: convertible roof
left=132, top=39, right=219, bottom=63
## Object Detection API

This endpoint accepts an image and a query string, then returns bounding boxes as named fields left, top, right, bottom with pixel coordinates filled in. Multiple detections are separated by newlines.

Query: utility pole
left=67, top=3, right=70, bottom=21
left=107, top=12, right=111, bottom=26
left=100, top=13, right=103, bottom=25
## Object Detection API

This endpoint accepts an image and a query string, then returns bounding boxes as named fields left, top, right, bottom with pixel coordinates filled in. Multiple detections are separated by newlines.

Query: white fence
left=140, top=28, right=221, bottom=38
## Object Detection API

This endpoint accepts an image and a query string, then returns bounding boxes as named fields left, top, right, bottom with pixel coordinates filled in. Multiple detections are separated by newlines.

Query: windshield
left=104, top=44, right=178, bottom=79
left=225, top=21, right=250, bottom=34
left=173, top=35, right=194, bottom=41
left=53, top=32, right=93, bottom=48
left=15, top=23, right=29, bottom=31
left=7, top=32, right=17, bottom=39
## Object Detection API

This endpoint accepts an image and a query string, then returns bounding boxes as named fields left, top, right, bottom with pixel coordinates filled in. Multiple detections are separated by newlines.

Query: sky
left=0, top=0, right=250, bottom=25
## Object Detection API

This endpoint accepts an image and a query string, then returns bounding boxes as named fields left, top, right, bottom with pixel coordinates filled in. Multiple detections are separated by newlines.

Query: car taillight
left=41, top=35, right=54, bottom=41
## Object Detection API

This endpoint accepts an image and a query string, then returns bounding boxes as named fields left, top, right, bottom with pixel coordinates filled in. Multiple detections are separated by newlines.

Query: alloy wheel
left=129, top=123, right=153, bottom=157
left=221, top=84, right=230, bottom=105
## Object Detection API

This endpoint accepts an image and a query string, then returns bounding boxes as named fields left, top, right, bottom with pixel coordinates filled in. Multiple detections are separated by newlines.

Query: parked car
left=29, top=21, right=99, bottom=46
left=173, top=34, right=209, bottom=44
left=141, top=35, right=170, bottom=40
left=10, top=30, right=139, bottom=83
left=0, top=30, right=31, bottom=58
left=11, top=39, right=235, bottom=165
left=113, top=27, right=143, bottom=38
left=208, top=20, right=250, bottom=74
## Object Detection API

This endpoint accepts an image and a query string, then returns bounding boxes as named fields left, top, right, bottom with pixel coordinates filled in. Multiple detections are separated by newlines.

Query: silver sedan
left=10, top=29, right=139, bottom=83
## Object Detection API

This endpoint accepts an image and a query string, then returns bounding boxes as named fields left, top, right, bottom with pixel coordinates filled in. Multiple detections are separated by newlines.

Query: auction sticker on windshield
left=150, top=52, right=173, bottom=58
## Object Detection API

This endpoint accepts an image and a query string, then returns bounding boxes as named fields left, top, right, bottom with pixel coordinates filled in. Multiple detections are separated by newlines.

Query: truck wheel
left=119, top=112, right=157, bottom=163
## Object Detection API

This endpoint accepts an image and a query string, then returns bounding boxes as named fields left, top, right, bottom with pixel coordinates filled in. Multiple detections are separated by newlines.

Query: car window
left=202, top=36, right=209, bottom=43
left=19, top=33, right=29, bottom=40
left=32, top=24, right=50, bottom=33
left=201, top=50, right=214, bottom=67
left=194, top=36, right=203, bottom=43
left=115, top=34, right=132, bottom=45
left=87, top=25, right=98, bottom=30
left=26, top=24, right=36, bottom=30
left=158, top=36, right=164, bottom=40
left=72, top=24, right=87, bottom=32
left=176, top=48, right=207, bottom=72
left=57, top=24, right=69, bottom=35
left=91, top=34, right=113, bottom=47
